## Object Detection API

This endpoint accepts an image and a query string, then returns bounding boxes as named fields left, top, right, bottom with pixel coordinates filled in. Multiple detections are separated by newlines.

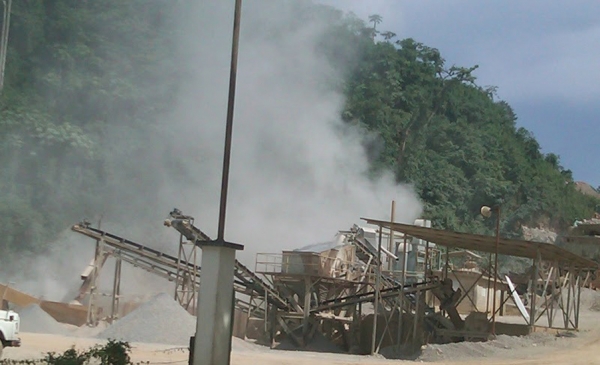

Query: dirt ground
left=4, top=313, right=600, bottom=365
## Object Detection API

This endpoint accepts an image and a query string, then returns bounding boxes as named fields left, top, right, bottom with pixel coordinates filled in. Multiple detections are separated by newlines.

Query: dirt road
left=4, top=328, right=600, bottom=365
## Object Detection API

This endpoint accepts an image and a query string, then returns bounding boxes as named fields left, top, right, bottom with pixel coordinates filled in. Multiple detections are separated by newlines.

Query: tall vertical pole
left=192, top=1, right=244, bottom=364
left=530, top=252, right=539, bottom=327
left=217, top=0, right=242, bottom=242
left=486, top=252, right=492, bottom=315
left=388, top=201, right=396, bottom=272
left=370, top=227, right=383, bottom=355
left=110, top=257, right=122, bottom=322
left=176, top=234, right=184, bottom=304
left=398, top=233, right=408, bottom=346
left=491, top=206, right=500, bottom=335
left=87, top=239, right=100, bottom=326
left=0, top=0, right=12, bottom=93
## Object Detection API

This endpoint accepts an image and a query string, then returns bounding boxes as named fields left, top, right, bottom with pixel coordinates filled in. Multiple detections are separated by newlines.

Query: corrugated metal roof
left=362, top=218, right=597, bottom=269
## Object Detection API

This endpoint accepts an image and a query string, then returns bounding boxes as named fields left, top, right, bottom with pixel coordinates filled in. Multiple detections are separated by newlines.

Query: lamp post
left=192, top=1, right=244, bottom=365
left=481, top=205, right=500, bottom=336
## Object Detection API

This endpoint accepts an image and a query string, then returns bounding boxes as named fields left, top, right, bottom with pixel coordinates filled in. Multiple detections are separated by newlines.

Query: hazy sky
left=321, top=0, right=600, bottom=188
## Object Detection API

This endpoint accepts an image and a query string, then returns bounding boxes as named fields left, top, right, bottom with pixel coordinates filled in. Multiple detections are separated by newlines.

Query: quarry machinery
left=71, top=211, right=465, bottom=353
left=71, top=217, right=293, bottom=325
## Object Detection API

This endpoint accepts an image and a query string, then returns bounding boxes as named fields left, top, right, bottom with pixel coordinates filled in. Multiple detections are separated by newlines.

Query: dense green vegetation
left=0, top=1, right=597, bottom=256
left=342, top=23, right=599, bottom=236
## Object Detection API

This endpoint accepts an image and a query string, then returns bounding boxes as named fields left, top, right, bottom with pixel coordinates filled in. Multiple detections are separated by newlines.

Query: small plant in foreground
left=0, top=340, right=132, bottom=365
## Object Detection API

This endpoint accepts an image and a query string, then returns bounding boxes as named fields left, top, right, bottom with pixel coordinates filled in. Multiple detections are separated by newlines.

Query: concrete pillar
left=193, top=245, right=237, bottom=365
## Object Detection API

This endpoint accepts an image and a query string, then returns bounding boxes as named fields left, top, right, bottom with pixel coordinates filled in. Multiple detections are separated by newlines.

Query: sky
left=320, top=0, right=600, bottom=188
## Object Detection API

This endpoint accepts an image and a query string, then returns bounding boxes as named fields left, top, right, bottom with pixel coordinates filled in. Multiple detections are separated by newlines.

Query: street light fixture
left=481, top=205, right=500, bottom=336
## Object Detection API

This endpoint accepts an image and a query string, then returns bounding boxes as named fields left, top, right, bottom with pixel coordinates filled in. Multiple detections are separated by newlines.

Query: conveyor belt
left=312, top=280, right=438, bottom=313
left=164, top=214, right=292, bottom=311
left=72, top=222, right=292, bottom=312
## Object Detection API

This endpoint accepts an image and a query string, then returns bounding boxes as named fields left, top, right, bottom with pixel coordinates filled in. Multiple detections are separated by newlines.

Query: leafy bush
left=0, top=340, right=133, bottom=365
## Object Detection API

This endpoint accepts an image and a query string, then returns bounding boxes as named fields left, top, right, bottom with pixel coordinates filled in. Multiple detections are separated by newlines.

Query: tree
left=381, top=31, right=396, bottom=41
left=343, top=27, right=599, bottom=235
left=368, top=14, right=382, bottom=39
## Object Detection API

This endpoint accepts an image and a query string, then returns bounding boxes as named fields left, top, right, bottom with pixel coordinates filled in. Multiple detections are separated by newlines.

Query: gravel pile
left=418, top=333, right=558, bottom=362
left=579, top=288, right=600, bottom=312
left=97, top=293, right=195, bottom=345
left=18, top=304, right=69, bottom=335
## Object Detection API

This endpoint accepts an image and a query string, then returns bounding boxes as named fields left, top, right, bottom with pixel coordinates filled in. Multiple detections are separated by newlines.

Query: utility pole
left=192, top=1, right=244, bottom=364
left=0, top=0, right=12, bottom=93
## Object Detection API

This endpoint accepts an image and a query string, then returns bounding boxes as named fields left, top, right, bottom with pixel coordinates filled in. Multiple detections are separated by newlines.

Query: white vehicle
left=0, top=308, right=20, bottom=358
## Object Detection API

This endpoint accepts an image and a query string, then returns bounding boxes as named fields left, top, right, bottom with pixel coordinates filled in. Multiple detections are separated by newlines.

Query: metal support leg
left=110, top=257, right=122, bottom=322
left=370, top=227, right=383, bottom=355
left=303, top=277, right=311, bottom=341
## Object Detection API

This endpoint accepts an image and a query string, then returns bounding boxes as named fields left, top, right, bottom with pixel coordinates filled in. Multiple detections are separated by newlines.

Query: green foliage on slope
left=0, top=0, right=179, bottom=253
left=342, top=20, right=599, bottom=235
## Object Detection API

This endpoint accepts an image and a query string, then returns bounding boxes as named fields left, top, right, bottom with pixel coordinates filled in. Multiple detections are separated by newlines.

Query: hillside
left=0, top=1, right=598, bottom=257
left=342, top=19, right=600, bottom=237
left=575, top=182, right=600, bottom=200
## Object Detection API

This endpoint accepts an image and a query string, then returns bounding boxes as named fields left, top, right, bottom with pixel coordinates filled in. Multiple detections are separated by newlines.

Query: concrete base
left=193, top=245, right=237, bottom=365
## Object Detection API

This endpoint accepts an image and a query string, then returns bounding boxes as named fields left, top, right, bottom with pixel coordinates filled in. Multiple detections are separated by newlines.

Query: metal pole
left=398, top=234, right=408, bottom=345
left=576, top=270, right=582, bottom=329
left=371, top=227, right=383, bottom=355
left=486, top=252, right=492, bottom=315
left=412, top=291, right=419, bottom=343
left=0, top=0, right=11, bottom=93
left=176, top=234, right=184, bottom=304
left=530, top=252, right=539, bottom=327
left=217, top=0, right=242, bottom=241
left=424, top=240, right=430, bottom=278
left=192, top=2, right=244, bottom=364
left=110, top=257, right=122, bottom=322
left=388, top=201, right=396, bottom=272
left=491, top=206, right=500, bottom=335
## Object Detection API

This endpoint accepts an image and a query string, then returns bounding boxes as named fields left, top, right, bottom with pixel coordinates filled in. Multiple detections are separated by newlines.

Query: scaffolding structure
left=70, top=211, right=597, bottom=355
left=363, top=218, right=597, bottom=335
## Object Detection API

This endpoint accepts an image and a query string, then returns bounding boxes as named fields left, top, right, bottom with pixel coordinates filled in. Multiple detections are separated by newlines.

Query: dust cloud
left=158, top=0, right=422, bottom=262
left=1, top=1, right=422, bottom=300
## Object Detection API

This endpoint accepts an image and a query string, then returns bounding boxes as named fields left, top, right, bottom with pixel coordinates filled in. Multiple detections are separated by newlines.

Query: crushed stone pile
left=418, top=333, right=559, bottom=362
left=18, top=304, right=69, bottom=335
left=97, top=293, right=195, bottom=345
left=579, top=288, right=600, bottom=312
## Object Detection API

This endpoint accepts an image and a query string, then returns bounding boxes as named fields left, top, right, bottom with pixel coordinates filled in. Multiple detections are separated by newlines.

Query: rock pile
left=97, top=293, right=195, bottom=345
left=579, top=288, right=600, bottom=312
left=18, top=304, right=69, bottom=335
